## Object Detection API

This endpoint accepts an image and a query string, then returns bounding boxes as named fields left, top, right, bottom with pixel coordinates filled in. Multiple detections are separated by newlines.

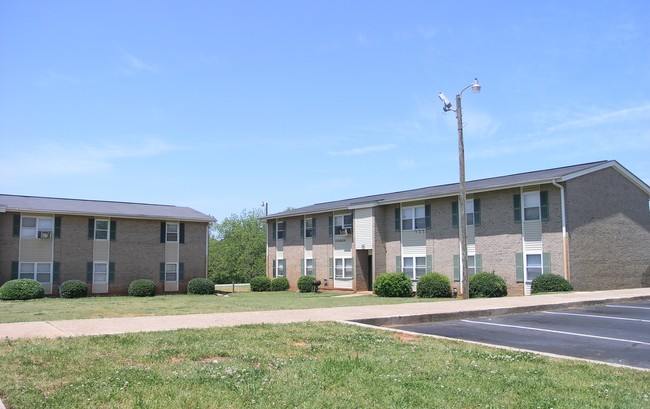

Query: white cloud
left=328, top=143, right=396, bottom=156
left=547, top=104, right=650, bottom=132
left=121, top=52, right=160, bottom=75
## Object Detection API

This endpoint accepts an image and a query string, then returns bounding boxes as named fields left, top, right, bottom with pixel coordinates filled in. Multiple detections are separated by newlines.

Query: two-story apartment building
left=0, top=195, right=214, bottom=296
left=262, top=161, right=650, bottom=296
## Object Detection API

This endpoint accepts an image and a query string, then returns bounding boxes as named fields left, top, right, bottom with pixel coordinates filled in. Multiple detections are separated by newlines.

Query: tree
left=208, top=209, right=266, bottom=284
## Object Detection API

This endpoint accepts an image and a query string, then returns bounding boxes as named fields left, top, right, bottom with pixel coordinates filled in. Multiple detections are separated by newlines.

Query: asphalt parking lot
left=392, top=301, right=650, bottom=370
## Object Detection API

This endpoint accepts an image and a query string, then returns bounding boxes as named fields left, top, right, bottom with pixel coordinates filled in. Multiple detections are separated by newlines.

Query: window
left=95, top=220, right=109, bottom=240
left=305, top=258, right=314, bottom=276
left=452, top=199, right=480, bottom=227
left=334, top=214, right=352, bottom=235
left=19, top=262, right=51, bottom=284
left=21, top=217, right=53, bottom=238
left=526, top=254, right=542, bottom=281
left=276, top=259, right=286, bottom=277
left=94, top=262, right=108, bottom=283
left=165, top=263, right=178, bottom=282
left=334, top=258, right=353, bottom=279
left=466, top=200, right=475, bottom=226
left=305, top=218, right=313, bottom=238
left=277, top=221, right=285, bottom=239
left=467, top=255, right=476, bottom=276
left=403, top=256, right=426, bottom=280
left=402, top=206, right=426, bottom=230
left=523, top=192, right=540, bottom=221
left=21, top=217, right=36, bottom=238
left=166, top=223, right=178, bottom=242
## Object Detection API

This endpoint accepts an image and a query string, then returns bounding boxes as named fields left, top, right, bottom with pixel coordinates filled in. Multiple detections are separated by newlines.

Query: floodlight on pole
left=438, top=78, right=481, bottom=299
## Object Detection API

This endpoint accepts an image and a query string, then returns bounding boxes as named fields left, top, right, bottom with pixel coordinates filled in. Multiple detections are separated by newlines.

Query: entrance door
left=367, top=255, right=373, bottom=290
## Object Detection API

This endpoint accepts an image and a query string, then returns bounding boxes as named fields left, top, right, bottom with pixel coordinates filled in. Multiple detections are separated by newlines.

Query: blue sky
left=1, top=1, right=649, bottom=221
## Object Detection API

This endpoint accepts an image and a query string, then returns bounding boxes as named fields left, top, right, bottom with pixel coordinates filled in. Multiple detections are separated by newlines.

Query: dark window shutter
left=426, top=255, right=433, bottom=274
left=513, top=194, right=521, bottom=223
left=86, top=262, right=93, bottom=283
left=394, top=208, right=401, bottom=231
left=179, top=223, right=185, bottom=244
left=453, top=255, right=460, bottom=282
left=515, top=253, right=524, bottom=283
left=425, top=204, right=431, bottom=229
left=13, top=215, right=20, bottom=237
left=109, top=262, right=115, bottom=283
left=301, top=219, right=304, bottom=239
left=474, top=199, right=481, bottom=226
left=160, top=222, right=166, bottom=243
left=179, top=263, right=185, bottom=281
left=328, top=258, right=333, bottom=278
left=54, top=216, right=62, bottom=238
left=272, top=222, right=277, bottom=241
left=543, top=253, right=551, bottom=275
left=11, top=261, right=19, bottom=279
left=159, top=263, right=165, bottom=281
left=452, top=201, right=459, bottom=227
left=272, top=260, right=276, bottom=278
left=88, top=218, right=95, bottom=239
left=328, top=216, right=333, bottom=237
left=53, top=262, right=60, bottom=284
left=540, top=191, right=549, bottom=221
left=395, top=256, right=402, bottom=273
left=475, top=254, right=483, bottom=273
left=110, top=220, right=116, bottom=241
left=280, top=222, right=286, bottom=239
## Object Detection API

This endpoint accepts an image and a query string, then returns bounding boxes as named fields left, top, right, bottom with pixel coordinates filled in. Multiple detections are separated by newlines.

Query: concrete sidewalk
left=1, top=288, right=649, bottom=340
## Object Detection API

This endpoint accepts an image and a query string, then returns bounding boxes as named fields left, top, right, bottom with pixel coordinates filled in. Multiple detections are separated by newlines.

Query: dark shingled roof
left=0, top=194, right=214, bottom=222
left=263, top=160, right=649, bottom=219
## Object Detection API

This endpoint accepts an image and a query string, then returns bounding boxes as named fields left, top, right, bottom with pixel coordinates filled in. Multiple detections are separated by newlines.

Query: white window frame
left=19, top=262, right=52, bottom=284
left=466, top=199, right=475, bottom=226
left=467, top=255, right=476, bottom=276
left=523, top=192, right=541, bottom=221
left=276, top=259, right=286, bottom=277
left=166, top=222, right=179, bottom=243
left=403, top=256, right=427, bottom=280
left=94, top=262, right=109, bottom=283
left=525, top=254, right=543, bottom=281
left=21, top=216, right=53, bottom=238
left=334, top=257, right=353, bottom=279
left=165, top=262, right=178, bottom=282
left=334, top=214, right=352, bottom=236
left=305, top=218, right=313, bottom=238
left=95, top=219, right=109, bottom=240
left=305, top=258, right=314, bottom=276
left=402, top=205, right=426, bottom=231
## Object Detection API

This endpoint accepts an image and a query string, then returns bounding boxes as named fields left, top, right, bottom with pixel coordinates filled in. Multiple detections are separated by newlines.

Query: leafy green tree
left=208, top=209, right=266, bottom=284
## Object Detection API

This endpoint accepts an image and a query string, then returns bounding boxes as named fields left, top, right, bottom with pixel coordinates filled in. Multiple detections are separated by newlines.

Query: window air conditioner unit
left=343, top=228, right=351, bottom=235
left=38, top=230, right=52, bottom=239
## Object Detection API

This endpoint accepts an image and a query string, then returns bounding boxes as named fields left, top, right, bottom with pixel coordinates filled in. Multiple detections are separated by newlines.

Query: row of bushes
left=0, top=277, right=219, bottom=300
left=373, top=272, right=572, bottom=298
left=249, top=276, right=290, bottom=292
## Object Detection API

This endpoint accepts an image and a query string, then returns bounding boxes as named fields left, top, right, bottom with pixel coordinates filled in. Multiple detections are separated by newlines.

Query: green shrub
left=59, top=280, right=88, bottom=298
left=373, top=273, right=413, bottom=298
left=270, top=277, right=290, bottom=291
left=188, top=277, right=215, bottom=295
left=531, top=274, right=573, bottom=294
left=128, top=279, right=157, bottom=297
left=0, top=279, right=45, bottom=301
left=297, top=275, right=317, bottom=293
left=469, top=272, right=508, bottom=298
left=250, top=275, right=272, bottom=292
left=416, top=272, right=451, bottom=298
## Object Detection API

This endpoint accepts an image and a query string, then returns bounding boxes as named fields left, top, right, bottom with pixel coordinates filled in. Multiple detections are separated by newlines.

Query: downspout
left=552, top=180, right=570, bottom=281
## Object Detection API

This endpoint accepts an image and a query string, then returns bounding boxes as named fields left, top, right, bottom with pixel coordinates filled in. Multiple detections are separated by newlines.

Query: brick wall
left=0, top=213, right=20, bottom=284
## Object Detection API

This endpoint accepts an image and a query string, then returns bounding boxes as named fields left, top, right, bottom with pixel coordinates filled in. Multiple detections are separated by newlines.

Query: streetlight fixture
left=260, top=201, right=268, bottom=216
left=438, top=78, right=481, bottom=299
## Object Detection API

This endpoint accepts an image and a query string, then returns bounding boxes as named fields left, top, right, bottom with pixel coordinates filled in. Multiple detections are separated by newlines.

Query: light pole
left=261, top=201, right=268, bottom=216
left=438, top=78, right=481, bottom=299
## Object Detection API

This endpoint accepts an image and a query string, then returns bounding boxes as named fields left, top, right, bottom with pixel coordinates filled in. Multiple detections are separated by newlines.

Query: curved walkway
left=1, top=288, right=649, bottom=340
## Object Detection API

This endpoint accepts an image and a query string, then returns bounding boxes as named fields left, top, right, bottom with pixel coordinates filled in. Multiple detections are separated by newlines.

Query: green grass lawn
left=0, top=291, right=443, bottom=323
left=0, top=322, right=647, bottom=408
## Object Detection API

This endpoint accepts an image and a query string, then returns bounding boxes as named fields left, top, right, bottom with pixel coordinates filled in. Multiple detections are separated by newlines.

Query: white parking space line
left=606, top=305, right=650, bottom=310
left=461, top=320, right=650, bottom=346
left=543, top=311, right=650, bottom=323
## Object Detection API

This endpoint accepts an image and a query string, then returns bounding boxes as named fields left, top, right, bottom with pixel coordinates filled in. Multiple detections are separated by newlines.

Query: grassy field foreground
left=0, top=291, right=441, bottom=323
left=1, top=322, right=648, bottom=408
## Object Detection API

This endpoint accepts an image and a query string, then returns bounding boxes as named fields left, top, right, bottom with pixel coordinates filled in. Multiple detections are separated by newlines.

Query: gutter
left=552, top=180, right=570, bottom=282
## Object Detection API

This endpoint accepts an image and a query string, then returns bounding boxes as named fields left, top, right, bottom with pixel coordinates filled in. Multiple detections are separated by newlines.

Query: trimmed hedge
left=469, top=272, right=508, bottom=298
left=0, top=279, right=45, bottom=301
left=270, top=277, right=290, bottom=291
left=128, top=279, right=157, bottom=297
left=416, top=272, right=452, bottom=298
left=531, top=274, right=573, bottom=294
left=188, top=278, right=215, bottom=295
left=373, top=273, right=413, bottom=298
left=59, top=280, right=88, bottom=298
left=250, top=275, right=272, bottom=292
left=297, top=275, right=317, bottom=293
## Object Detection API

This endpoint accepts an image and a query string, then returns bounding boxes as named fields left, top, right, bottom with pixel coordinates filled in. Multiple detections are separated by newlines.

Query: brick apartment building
left=0, top=195, right=214, bottom=295
left=262, top=160, right=650, bottom=296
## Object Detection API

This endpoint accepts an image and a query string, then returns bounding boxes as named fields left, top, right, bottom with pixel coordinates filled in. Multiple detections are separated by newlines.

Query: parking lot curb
left=351, top=294, right=650, bottom=327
